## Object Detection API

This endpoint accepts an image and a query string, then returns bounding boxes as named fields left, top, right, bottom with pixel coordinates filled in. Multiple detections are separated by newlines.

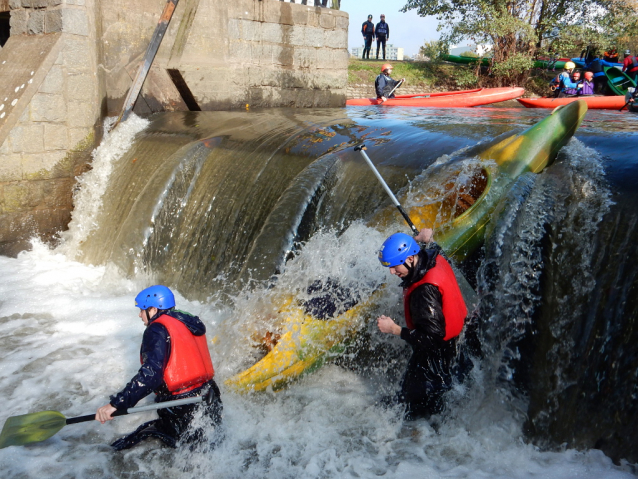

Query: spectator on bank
left=362, top=15, right=375, bottom=60
left=375, top=15, right=389, bottom=60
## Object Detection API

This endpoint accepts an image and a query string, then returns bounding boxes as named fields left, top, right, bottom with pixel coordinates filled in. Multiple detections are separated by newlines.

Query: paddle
left=0, top=395, right=204, bottom=449
left=354, top=143, right=419, bottom=235
left=380, top=79, right=404, bottom=103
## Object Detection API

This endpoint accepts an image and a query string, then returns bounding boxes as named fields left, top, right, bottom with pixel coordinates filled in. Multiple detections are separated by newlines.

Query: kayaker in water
left=550, top=61, right=580, bottom=98
left=375, top=64, right=405, bottom=103
left=584, top=52, right=609, bottom=94
left=96, top=285, right=223, bottom=450
left=581, top=71, right=595, bottom=96
left=376, top=230, right=469, bottom=419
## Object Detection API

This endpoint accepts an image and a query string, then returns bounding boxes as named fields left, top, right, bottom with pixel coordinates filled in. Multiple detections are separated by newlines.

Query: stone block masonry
left=101, top=0, right=349, bottom=114
left=0, top=2, right=100, bottom=256
left=0, top=0, right=350, bottom=256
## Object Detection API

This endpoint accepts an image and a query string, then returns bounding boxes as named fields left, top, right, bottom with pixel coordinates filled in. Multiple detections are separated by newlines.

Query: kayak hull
left=346, top=87, right=524, bottom=107
left=441, top=54, right=490, bottom=66
left=225, top=101, right=588, bottom=393
left=517, top=96, right=626, bottom=110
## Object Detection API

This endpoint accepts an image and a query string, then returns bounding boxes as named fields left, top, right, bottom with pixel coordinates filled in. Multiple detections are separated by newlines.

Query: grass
left=348, top=58, right=462, bottom=90
left=348, top=58, right=560, bottom=97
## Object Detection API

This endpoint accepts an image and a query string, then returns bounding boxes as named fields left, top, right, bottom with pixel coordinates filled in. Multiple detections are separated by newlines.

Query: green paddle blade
left=0, top=411, right=67, bottom=448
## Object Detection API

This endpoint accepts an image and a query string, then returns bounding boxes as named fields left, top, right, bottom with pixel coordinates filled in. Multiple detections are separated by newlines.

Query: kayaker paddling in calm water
left=96, top=285, right=223, bottom=450
left=375, top=64, right=405, bottom=103
left=376, top=229, right=468, bottom=419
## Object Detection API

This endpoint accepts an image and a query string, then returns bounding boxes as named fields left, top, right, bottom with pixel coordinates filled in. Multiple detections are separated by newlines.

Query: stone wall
left=100, top=0, right=349, bottom=114
left=0, top=0, right=101, bottom=256
left=0, top=0, right=349, bottom=256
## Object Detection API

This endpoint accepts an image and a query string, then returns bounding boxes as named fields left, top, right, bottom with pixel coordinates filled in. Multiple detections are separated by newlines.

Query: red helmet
left=381, top=63, right=393, bottom=73
left=584, top=71, right=594, bottom=81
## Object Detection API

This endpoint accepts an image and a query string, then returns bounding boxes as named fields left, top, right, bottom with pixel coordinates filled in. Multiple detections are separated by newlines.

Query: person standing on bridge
left=375, top=14, right=390, bottom=60
left=96, top=285, right=223, bottom=450
left=361, top=15, right=375, bottom=60
left=376, top=230, right=468, bottom=418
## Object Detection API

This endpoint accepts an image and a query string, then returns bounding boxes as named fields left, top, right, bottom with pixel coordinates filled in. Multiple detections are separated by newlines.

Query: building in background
left=351, top=44, right=404, bottom=60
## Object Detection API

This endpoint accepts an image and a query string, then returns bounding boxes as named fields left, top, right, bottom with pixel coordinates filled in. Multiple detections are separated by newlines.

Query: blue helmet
left=135, top=285, right=175, bottom=310
left=378, top=233, right=420, bottom=267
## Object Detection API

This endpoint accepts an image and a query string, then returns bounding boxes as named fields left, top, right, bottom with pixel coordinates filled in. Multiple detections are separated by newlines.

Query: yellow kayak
left=225, top=289, right=382, bottom=392
left=225, top=101, right=588, bottom=393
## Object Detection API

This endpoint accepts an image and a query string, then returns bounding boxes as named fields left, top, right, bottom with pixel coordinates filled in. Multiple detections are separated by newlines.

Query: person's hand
left=401, top=78, right=406, bottom=83
left=578, top=83, right=583, bottom=88
left=96, top=404, right=117, bottom=424
left=380, top=96, right=387, bottom=103
left=415, top=228, right=433, bottom=243
left=377, top=315, right=401, bottom=335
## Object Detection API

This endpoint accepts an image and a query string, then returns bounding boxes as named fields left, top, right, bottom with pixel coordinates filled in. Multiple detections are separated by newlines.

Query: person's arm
left=387, top=23, right=389, bottom=40
left=95, top=324, right=169, bottom=421
left=361, top=22, right=366, bottom=37
left=377, top=284, right=445, bottom=350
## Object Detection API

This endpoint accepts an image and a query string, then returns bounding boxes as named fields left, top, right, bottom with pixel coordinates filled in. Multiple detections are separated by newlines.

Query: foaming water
left=0, top=107, right=637, bottom=477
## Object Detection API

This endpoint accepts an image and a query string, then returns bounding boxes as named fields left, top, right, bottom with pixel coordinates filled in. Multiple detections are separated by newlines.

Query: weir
left=0, top=0, right=348, bottom=255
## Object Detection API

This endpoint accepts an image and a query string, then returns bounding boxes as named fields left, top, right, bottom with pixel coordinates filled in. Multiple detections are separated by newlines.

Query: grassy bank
left=348, top=58, right=557, bottom=97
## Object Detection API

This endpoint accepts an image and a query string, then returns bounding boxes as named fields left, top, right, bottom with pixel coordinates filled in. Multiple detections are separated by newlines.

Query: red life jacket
left=149, top=315, right=215, bottom=395
left=403, top=255, right=467, bottom=341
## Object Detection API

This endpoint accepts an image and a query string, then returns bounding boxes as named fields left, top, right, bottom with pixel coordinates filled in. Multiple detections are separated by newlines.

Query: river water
left=0, top=105, right=637, bottom=478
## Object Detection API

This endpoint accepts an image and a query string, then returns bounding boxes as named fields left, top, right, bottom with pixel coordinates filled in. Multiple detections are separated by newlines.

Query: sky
left=341, top=1, right=440, bottom=57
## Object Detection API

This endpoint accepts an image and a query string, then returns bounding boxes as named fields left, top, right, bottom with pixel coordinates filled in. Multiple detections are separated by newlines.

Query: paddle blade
left=0, top=411, right=67, bottom=448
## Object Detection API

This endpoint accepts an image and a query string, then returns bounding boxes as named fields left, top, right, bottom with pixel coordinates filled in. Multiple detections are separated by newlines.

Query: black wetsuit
left=375, top=73, right=400, bottom=99
left=362, top=20, right=374, bottom=59
left=397, top=248, right=460, bottom=418
left=375, top=21, right=389, bottom=60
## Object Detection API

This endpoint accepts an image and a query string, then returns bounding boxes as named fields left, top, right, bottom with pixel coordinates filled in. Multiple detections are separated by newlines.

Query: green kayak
left=604, top=67, right=637, bottom=96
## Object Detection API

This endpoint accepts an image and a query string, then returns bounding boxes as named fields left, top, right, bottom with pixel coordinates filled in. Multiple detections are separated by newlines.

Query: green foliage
left=460, top=51, right=479, bottom=58
left=420, top=40, right=449, bottom=61
left=403, top=0, right=638, bottom=84
left=451, top=66, right=480, bottom=88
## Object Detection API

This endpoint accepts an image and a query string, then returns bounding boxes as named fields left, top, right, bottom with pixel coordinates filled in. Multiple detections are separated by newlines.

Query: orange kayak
left=346, top=87, right=525, bottom=107
left=517, top=96, right=627, bottom=110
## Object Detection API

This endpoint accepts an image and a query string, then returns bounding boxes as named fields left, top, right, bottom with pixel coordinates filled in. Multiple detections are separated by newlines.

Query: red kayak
left=517, top=96, right=627, bottom=110
left=346, top=87, right=525, bottom=107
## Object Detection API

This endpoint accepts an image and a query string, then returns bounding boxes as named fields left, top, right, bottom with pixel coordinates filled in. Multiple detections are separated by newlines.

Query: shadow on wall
left=0, top=12, right=9, bottom=48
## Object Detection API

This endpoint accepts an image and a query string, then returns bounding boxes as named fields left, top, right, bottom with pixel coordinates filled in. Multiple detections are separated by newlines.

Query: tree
left=403, top=0, right=638, bottom=85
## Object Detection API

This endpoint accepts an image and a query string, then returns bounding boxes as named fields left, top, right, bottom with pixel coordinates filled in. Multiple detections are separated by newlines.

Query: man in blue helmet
left=95, top=285, right=223, bottom=450
left=377, top=229, right=467, bottom=418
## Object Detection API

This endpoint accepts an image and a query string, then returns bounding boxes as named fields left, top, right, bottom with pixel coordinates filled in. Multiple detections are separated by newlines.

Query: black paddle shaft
left=64, top=395, right=205, bottom=425
left=66, top=409, right=127, bottom=425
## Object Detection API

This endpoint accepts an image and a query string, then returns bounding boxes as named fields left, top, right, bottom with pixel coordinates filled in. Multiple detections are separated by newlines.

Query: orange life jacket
left=150, top=315, right=215, bottom=395
left=403, top=254, right=467, bottom=341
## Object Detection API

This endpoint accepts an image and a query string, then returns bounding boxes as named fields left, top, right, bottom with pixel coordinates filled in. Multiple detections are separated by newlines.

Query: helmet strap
left=402, top=261, right=415, bottom=277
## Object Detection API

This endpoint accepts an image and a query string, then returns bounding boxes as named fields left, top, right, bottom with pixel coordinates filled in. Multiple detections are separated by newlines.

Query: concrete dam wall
left=0, top=0, right=349, bottom=256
